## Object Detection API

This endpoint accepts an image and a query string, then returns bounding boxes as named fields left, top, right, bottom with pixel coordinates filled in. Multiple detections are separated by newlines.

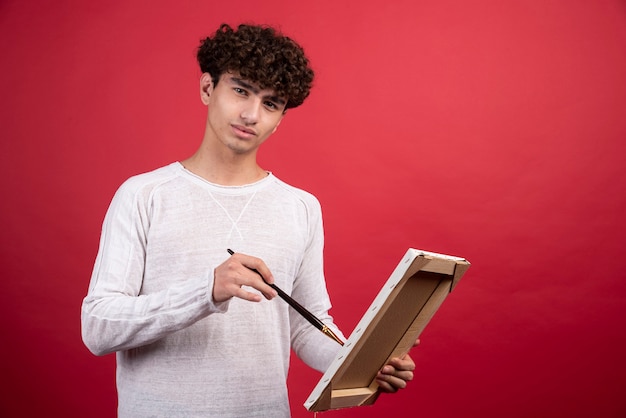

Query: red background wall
left=1, top=1, right=625, bottom=417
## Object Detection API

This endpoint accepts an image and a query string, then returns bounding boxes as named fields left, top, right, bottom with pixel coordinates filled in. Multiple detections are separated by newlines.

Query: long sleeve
left=81, top=174, right=229, bottom=356
left=288, top=194, right=344, bottom=372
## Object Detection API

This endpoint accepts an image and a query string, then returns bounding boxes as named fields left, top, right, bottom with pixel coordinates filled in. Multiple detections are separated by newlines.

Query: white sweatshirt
left=81, top=162, right=343, bottom=417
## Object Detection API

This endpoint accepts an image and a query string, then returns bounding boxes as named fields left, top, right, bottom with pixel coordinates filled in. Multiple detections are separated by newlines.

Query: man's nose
left=241, top=99, right=261, bottom=124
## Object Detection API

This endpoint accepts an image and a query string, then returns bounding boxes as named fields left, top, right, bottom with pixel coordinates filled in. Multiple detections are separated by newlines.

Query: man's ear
left=200, top=73, right=213, bottom=105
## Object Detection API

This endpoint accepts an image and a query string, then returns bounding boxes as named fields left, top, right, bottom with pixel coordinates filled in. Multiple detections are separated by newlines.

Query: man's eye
left=234, top=87, right=247, bottom=95
left=264, top=101, right=277, bottom=110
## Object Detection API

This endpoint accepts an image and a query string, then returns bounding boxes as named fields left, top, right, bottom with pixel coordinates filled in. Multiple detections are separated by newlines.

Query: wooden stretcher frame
left=304, top=248, right=470, bottom=412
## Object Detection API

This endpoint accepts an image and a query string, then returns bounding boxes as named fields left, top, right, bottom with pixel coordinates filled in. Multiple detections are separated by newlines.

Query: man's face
left=204, top=72, right=287, bottom=155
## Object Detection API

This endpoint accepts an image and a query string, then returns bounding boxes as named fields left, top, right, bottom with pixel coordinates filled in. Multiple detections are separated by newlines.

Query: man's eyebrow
left=266, top=95, right=287, bottom=107
left=231, top=77, right=259, bottom=94
left=231, top=77, right=287, bottom=106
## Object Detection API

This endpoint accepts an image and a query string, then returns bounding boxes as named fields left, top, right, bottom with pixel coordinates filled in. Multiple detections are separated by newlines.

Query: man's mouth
left=232, top=124, right=257, bottom=137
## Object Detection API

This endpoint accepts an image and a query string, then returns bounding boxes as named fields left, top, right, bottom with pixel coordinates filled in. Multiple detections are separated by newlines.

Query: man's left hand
left=375, top=339, right=419, bottom=393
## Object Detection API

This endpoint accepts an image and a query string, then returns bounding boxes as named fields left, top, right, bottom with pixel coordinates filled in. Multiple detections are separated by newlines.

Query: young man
left=81, top=23, right=416, bottom=417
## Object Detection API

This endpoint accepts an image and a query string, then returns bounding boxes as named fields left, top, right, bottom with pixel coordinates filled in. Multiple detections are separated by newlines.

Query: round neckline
left=174, top=162, right=274, bottom=194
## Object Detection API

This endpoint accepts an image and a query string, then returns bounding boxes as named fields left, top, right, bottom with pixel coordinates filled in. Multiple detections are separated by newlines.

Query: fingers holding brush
left=213, top=251, right=278, bottom=303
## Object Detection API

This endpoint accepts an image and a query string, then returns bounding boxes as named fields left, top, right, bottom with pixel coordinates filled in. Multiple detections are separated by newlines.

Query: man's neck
left=181, top=148, right=267, bottom=186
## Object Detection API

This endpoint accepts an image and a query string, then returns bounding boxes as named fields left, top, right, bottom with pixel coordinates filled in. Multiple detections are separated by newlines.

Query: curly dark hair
left=197, top=23, right=314, bottom=109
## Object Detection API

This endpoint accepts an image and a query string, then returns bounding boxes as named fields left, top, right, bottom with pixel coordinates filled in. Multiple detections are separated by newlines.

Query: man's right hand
left=213, top=252, right=278, bottom=303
